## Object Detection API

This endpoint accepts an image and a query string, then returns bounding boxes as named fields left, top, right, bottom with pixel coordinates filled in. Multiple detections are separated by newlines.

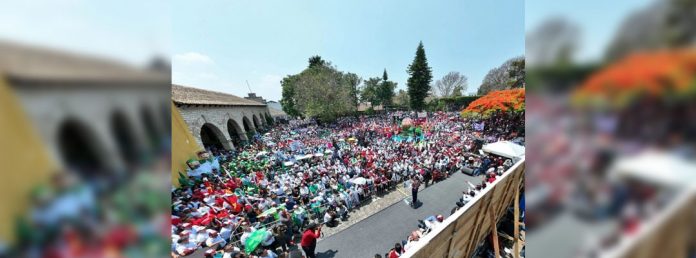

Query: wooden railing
left=402, top=158, right=525, bottom=258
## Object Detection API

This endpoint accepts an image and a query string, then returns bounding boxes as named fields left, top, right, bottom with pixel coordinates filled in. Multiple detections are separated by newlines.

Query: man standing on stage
left=410, top=175, right=421, bottom=208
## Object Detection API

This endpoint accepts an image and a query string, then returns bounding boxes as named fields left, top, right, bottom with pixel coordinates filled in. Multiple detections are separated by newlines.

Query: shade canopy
left=609, top=151, right=696, bottom=189
left=482, top=141, right=525, bottom=161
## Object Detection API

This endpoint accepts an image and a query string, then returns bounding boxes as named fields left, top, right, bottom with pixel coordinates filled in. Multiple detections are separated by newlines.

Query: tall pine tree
left=406, top=42, right=433, bottom=110
left=378, top=69, right=396, bottom=106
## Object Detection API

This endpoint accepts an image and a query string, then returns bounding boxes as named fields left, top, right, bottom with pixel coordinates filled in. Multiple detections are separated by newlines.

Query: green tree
left=280, top=74, right=301, bottom=117
left=360, top=77, right=381, bottom=106
left=281, top=56, right=356, bottom=122
left=344, top=72, right=362, bottom=109
left=308, top=55, right=326, bottom=69
left=394, top=89, right=410, bottom=108
left=477, top=56, right=525, bottom=95
left=508, top=58, right=525, bottom=88
left=406, top=41, right=433, bottom=110
left=378, top=69, right=396, bottom=106
left=452, top=85, right=463, bottom=97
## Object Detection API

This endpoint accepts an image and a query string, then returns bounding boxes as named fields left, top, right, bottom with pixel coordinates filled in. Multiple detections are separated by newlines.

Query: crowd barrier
left=402, top=158, right=525, bottom=258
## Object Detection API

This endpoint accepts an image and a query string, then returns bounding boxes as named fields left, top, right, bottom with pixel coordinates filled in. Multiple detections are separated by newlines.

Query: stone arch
left=259, top=112, right=268, bottom=126
left=141, top=105, right=161, bottom=149
left=265, top=112, right=274, bottom=125
left=252, top=114, right=261, bottom=129
left=110, top=110, right=141, bottom=166
left=200, top=123, right=230, bottom=151
left=57, top=118, right=109, bottom=179
left=226, top=118, right=245, bottom=148
left=242, top=116, right=255, bottom=133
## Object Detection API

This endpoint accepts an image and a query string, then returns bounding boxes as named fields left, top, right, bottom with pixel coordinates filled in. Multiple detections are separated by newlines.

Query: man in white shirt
left=219, top=220, right=234, bottom=240
left=461, top=191, right=474, bottom=205
left=175, top=235, right=198, bottom=256
left=240, top=224, right=256, bottom=245
left=205, top=230, right=227, bottom=247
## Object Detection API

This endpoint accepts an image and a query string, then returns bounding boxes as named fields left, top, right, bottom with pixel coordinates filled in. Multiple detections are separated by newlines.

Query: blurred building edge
left=266, top=100, right=289, bottom=120
left=0, top=40, right=170, bottom=244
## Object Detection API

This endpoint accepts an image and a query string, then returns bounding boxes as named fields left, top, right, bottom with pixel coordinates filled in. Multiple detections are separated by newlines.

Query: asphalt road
left=314, top=172, right=482, bottom=258
left=525, top=209, right=614, bottom=258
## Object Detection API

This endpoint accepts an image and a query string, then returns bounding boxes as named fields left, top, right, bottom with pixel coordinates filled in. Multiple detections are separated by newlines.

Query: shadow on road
left=316, top=249, right=339, bottom=258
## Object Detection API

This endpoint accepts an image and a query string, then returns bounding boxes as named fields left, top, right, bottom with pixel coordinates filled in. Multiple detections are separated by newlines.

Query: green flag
left=177, top=171, right=190, bottom=188
left=258, top=207, right=278, bottom=218
left=244, top=228, right=267, bottom=254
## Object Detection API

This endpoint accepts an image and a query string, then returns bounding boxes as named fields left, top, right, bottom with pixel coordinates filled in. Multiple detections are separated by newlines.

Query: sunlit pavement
left=314, top=172, right=482, bottom=258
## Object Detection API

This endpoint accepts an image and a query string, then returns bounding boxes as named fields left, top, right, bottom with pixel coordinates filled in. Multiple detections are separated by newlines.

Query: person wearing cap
left=300, top=222, right=322, bottom=258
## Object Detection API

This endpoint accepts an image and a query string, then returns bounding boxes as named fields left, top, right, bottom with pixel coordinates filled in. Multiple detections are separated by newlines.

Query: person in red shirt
left=388, top=243, right=403, bottom=258
left=300, top=223, right=322, bottom=258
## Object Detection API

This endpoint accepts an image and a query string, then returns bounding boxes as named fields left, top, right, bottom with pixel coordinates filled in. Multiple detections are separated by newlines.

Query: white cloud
left=173, top=52, right=214, bottom=64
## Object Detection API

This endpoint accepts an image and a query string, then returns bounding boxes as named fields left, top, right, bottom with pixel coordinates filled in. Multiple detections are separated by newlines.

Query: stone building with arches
left=0, top=41, right=170, bottom=242
left=0, top=41, right=171, bottom=179
left=171, top=84, right=273, bottom=151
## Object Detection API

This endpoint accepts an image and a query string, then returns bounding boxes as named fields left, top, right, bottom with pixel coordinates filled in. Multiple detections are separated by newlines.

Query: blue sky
left=0, top=0, right=169, bottom=67
left=173, top=0, right=525, bottom=101
left=526, top=0, right=653, bottom=62
left=0, top=0, right=654, bottom=102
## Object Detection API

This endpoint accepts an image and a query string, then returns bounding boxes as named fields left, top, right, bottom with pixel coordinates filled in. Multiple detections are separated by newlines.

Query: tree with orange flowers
left=461, top=88, right=525, bottom=117
left=572, top=49, right=696, bottom=108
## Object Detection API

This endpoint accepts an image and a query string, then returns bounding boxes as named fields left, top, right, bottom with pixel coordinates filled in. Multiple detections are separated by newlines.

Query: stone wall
left=15, top=85, right=170, bottom=174
left=175, top=104, right=272, bottom=150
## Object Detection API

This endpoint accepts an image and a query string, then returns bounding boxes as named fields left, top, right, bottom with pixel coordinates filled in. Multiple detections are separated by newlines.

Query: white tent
left=608, top=151, right=696, bottom=189
left=482, top=141, right=525, bottom=161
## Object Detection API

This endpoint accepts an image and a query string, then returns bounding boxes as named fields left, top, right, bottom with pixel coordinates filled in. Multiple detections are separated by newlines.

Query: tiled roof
left=172, top=84, right=266, bottom=106
left=0, top=40, right=167, bottom=83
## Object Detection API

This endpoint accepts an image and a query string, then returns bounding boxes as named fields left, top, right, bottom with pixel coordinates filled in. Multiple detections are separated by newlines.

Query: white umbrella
left=296, top=154, right=313, bottom=160
left=283, top=161, right=294, bottom=166
left=351, top=177, right=367, bottom=185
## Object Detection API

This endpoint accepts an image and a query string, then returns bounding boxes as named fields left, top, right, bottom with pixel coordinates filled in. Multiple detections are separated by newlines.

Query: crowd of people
left=8, top=141, right=172, bottom=258
left=171, top=111, right=524, bottom=258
